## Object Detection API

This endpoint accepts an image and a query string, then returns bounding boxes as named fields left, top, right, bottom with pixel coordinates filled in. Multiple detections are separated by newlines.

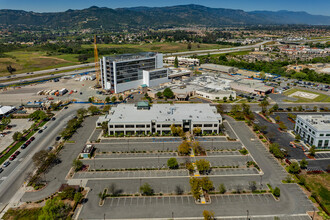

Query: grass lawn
left=82, top=42, right=231, bottom=54
left=302, top=173, right=330, bottom=215
left=0, top=51, right=82, bottom=76
left=283, top=88, right=330, bottom=103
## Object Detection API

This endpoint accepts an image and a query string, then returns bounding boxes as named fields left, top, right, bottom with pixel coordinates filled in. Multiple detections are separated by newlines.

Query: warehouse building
left=97, top=102, right=222, bottom=135
left=200, top=64, right=238, bottom=74
left=295, top=114, right=330, bottom=149
left=100, top=52, right=169, bottom=93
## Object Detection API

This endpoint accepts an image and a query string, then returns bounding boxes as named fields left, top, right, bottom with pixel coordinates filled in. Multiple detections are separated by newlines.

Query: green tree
left=269, top=143, right=284, bottom=159
left=203, top=210, right=215, bottom=220
left=229, top=94, right=234, bottom=101
left=102, top=105, right=111, bottom=113
left=156, top=92, right=163, bottom=99
left=272, top=103, right=279, bottom=111
left=218, top=183, right=226, bottom=194
left=201, top=177, right=214, bottom=192
left=12, top=131, right=23, bottom=142
left=38, top=197, right=70, bottom=220
left=309, top=146, right=316, bottom=157
left=295, top=134, right=301, bottom=141
left=299, top=158, right=308, bottom=169
left=189, top=177, right=202, bottom=200
left=111, top=96, right=117, bottom=103
left=32, top=150, right=48, bottom=167
left=223, top=97, right=227, bottom=102
left=278, top=121, right=287, bottom=130
left=196, top=159, right=210, bottom=174
left=288, top=162, right=300, bottom=174
left=74, top=192, right=84, bottom=204
left=7, top=65, right=16, bottom=74
left=105, top=96, right=111, bottom=103
left=178, top=141, right=190, bottom=155
left=29, top=110, right=47, bottom=121
left=88, top=105, right=99, bottom=115
left=193, top=127, right=202, bottom=136
left=187, top=42, right=192, bottom=50
left=1, top=117, right=11, bottom=127
left=140, top=183, right=154, bottom=196
left=167, top=158, right=179, bottom=169
left=259, top=99, right=269, bottom=114
left=77, top=108, right=88, bottom=118
left=163, top=88, right=174, bottom=99
left=275, top=116, right=280, bottom=122
left=273, top=187, right=280, bottom=197
left=119, top=96, right=123, bottom=101
left=72, top=159, right=83, bottom=172
left=174, top=56, right=179, bottom=68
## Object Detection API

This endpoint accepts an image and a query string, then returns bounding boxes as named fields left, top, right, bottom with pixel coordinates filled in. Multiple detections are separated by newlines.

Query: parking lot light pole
left=246, top=210, right=249, bottom=220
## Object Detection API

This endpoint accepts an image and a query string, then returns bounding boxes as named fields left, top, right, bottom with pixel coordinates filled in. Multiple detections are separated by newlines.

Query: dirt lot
left=0, top=77, right=103, bottom=106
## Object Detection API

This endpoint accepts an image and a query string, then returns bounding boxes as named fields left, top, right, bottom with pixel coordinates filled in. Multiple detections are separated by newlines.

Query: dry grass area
left=0, top=51, right=79, bottom=76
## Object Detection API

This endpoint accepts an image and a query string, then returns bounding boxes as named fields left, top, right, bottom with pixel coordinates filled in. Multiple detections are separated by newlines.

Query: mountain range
left=1, top=4, right=330, bottom=31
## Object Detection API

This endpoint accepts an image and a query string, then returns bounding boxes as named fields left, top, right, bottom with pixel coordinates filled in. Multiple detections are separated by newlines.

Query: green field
left=283, top=88, right=330, bottom=103
left=82, top=42, right=231, bottom=53
left=0, top=51, right=94, bottom=76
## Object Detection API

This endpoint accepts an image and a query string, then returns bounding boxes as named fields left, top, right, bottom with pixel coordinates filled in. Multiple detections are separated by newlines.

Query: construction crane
left=94, top=35, right=101, bottom=88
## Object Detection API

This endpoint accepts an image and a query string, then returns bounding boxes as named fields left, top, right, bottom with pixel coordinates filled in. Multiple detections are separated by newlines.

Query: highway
left=163, top=41, right=270, bottom=57
left=0, top=105, right=82, bottom=213
left=0, top=63, right=95, bottom=82
left=0, top=68, right=95, bottom=87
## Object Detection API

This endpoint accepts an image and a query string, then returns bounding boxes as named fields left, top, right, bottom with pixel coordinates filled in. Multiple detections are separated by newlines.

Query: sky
left=1, top=0, right=330, bottom=16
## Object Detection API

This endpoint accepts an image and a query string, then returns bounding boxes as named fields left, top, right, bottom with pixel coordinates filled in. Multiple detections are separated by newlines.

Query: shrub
left=273, top=187, right=280, bottom=197
left=167, top=158, right=179, bottom=169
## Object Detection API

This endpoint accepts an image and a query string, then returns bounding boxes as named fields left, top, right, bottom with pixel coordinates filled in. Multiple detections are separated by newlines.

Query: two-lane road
left=0, top=105, right=82, bottom=212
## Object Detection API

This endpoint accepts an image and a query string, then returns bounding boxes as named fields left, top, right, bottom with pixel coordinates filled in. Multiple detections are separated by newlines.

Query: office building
left=97, top=102, right=222, bottom=136
left=100, top=52, right=169, bottom=93
left=295, top=114, right=330, bottom=148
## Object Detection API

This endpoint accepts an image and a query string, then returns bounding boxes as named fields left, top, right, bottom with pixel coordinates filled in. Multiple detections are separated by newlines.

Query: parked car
left=38, top=130, right=43, bottom=133
left=55, top=136, right=61, bottom=141
left=14, top=151, right=20, bottom=156
left=0, top=168, right=3, bottom=173
left=51, top=117, right=56, bottom=121
left=9, top=155, right=16, bottom=161
left=3, top=161, right=10, bottom=167
left=29, top=137, right=35, bottom=142
left=21, top=143, right=27, bottom=149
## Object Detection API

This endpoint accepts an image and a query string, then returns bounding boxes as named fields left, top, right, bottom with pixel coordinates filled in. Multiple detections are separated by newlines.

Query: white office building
left=100, top=52, right=169, bottom=93
left=295, top=114, right=330, bottom=148
left=97, top=102, right=222, bottom=136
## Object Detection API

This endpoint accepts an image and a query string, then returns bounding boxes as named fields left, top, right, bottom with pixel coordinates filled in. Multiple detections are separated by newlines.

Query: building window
left=125, top=125, right=135, bottom=128
left=115, top=125, right=124, bottom=128
left=136, top=125, right=145, bottom=128
left=109, top=125, right=114, bottom=128
left=326, top=134, right=330, bottom=136
left=146, top=125, right=150, bottom=128
left=157, top=125, right=160, bottom=128
left=325, top=140, right=329, bottom=147
left=162, top=124, right=171, bottom=128
left=312, top=131, right=315, bottom=135
left=214, top=124, right=217, bottom=127
left=204, top=124, right=213, bottom=127
left=320, top=134, right=324, bottom=137
left=318, top=140, right=323, bottom=147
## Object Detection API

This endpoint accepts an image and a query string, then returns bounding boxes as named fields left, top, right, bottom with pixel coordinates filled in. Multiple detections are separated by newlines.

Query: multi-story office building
left=100, top=52, right=169, bottom=93
left=97, top=102, right=222, bottom=136
left=295, top=114, right=330, bottom=148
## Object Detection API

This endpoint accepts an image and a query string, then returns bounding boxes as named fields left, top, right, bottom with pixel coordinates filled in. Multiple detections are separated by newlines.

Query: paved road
left=21, top=115, right=98, bottom=202
left=0, top=68, right=95, bottom=87
left=0, top=105, right=82, bottom=211
left=164, top=41, right=269, bottom=57
left=0, top=63, right=94, bottom=81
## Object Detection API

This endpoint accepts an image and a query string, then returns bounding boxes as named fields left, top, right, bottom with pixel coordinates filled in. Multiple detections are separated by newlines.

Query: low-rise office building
left=164, top=57, right=200, bottom=66
left=295, top=114, right=330, bottom=148
left=98, top=102, right=222, bottom=136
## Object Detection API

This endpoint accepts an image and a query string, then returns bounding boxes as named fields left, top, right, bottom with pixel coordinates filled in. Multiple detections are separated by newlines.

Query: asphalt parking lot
left=315, top=152, right=330, bottom=159
left=83, top=154, right=250, bottom=170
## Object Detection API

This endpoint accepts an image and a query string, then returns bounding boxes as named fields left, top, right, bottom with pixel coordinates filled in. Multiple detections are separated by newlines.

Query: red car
left=29, top=137, right=35, bottom=142
left=14, top=151, right=20, bottom=156
left=9, top=155, right=16, bottom=161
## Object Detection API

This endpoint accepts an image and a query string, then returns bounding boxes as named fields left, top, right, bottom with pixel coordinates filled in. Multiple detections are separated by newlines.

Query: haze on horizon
left=0, top=0, right=330, bottom=16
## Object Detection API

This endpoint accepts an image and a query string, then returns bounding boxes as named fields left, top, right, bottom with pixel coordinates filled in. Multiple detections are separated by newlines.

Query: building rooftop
left=298, top=114, right=330, bottom=131
left=200, top=64, right=238, bottom=73
left=108, top=104, right=221, bottom=124
left=104, top=52, right=157, bottom=62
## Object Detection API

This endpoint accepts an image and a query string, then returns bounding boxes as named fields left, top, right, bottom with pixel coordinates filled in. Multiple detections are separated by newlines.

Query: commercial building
left=200, top=64, right=238, bottom=74
left=100, top=52, right=169, bottom=93
left=164, top=57, right=200, bottom=66
left=230, top=79, right=274, bottom=95
left=295, top=114, right=330, bottom=148
left=97, top=102, right=222, bottom=135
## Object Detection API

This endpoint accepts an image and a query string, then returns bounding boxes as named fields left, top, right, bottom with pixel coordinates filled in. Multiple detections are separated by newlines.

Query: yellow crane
left=94, top=35, right=101, bottom=88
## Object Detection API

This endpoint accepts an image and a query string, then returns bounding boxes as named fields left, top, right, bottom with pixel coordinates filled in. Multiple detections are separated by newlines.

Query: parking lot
left=0, top=119, right=33, bottom=152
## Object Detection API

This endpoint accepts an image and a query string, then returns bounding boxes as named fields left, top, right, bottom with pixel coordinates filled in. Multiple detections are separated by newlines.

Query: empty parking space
left=315, top=152, right=330, bottom=159
left=207, top=151, right=241, bottom=156
left=210, top=167, right=259, bottom=176
left=94, top=142, right=179, bottom=152
left=95, top=152, right=177, bottom=159
left=73, top=169, right=189, bottom=179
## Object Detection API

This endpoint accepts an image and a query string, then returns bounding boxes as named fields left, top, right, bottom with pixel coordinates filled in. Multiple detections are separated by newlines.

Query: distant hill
left=0, top=4, right=329, bottom=31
